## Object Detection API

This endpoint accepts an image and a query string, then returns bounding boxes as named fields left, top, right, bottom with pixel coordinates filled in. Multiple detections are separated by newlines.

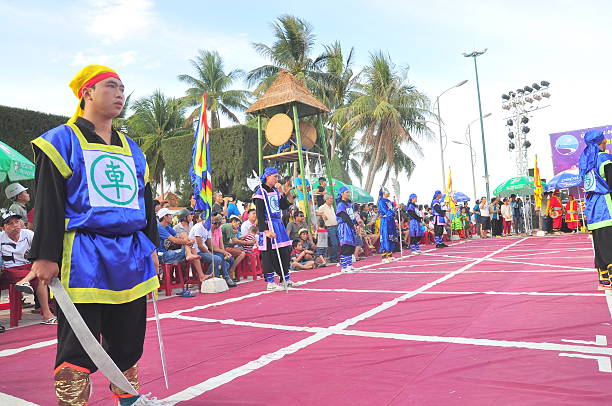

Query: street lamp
left=453, top=112, right=492, bottom=202
left=463, top=48, right=489, bottom=200
left=434, top=79, right=468, bottom=190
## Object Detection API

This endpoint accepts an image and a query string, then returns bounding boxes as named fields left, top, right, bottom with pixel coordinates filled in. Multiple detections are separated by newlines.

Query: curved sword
left=49, top=277, right=138, bottom=395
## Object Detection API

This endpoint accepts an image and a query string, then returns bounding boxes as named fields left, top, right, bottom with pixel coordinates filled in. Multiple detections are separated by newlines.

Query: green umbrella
left=346, top=184, right=374, bottom=203
left=0, top=141, right=35, bottom=182
left=493, top=176, right=547, bottom=197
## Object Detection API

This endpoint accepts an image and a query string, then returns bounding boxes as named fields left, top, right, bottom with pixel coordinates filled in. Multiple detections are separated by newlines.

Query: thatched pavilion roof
left=246, top=70, right=330, bottom=117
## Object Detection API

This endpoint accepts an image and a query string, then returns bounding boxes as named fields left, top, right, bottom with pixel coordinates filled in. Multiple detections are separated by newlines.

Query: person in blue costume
left=28, top=65, right=161, bottom=405
left=431, top=190, right=449, bottom=248
left=407, top=194, right=424, bottom=254
left=252, top=167, right=295, bottom=291
left=378, top=187, right=397, bottom=263
left=579, top=130, right=612, bottom=288
left=336, top=187, right=358, bottom=273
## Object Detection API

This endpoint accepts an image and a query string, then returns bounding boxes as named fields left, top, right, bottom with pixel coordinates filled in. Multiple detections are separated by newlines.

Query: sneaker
left=15, top=282, right=35, bottom=295
left=267, top=282, right=283, bottom=291
left=341, top=267, right=354, bottom=273
left=225, top=278, right=237, bottom=288
left=436, top=243, right=445, bottom=248
left=284, top=279, right=295, bottom=287
left=440, top=243, right=449, bottom=247
left=415, top=250, right=422, bottom=255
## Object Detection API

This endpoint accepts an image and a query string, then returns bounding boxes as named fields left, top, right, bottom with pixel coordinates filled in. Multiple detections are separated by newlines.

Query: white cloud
left=70, top=50, right=139, bottom=67
left=85, top=0, right=156, bottom=44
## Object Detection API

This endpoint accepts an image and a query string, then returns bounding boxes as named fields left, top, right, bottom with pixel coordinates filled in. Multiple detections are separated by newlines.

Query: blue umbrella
left=442, top=191, right=471, bottom=202
left=545, top=169, right=581, bottom=191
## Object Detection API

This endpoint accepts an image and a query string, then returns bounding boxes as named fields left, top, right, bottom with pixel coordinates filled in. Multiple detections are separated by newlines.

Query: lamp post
left=453, top=113, right=492, bottom=202
left=463, top=48, right=489, bottom=200
left=435, top=79, right=468, bottom=190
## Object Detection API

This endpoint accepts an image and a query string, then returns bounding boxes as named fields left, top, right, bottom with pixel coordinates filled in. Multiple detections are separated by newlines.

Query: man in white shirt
left=240, top=208, right=257, bottom=237
left=0, top=211, right=56, bottom=324
left=316, top=195, right=339, bottom=263
left=188, top=213, right=221, bottom=277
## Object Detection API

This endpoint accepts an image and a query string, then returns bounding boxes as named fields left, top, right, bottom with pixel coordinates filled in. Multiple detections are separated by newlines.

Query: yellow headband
left=67, top=64, right=119, bottom=124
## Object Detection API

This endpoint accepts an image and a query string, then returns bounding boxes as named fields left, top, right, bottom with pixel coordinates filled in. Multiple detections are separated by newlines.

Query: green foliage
left=0, top=105, right=67, bottom=207
left=162, top=125, right=264, bottom=202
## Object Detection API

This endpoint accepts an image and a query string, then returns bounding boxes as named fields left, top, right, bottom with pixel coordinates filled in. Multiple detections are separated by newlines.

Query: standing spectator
left=314, top=177, right=327, bottom=208
left=286, top=211, right=307, bottom=240
left=212, top=192, right=228, bottom=218
left=210, top=215, right=237, bottom=287
left=472, top=200, right=481, bottom=236
left=514, top=197, right=525, bottom=234
left=220, top=215, right=247, bottom=279
left=5, top=183, right=30, bottom=228
left=490, top=197, right=502, bottom=237
left=1, top=211, right=56, bottom=324
left=316, top=195, right=339, bottom=263
left=565, top=194, right=580, bottom=232
left=240, top=208, right=257, bottom=236
left=226, top=194, right=241, bottom=218
left=241, top=202, right=251, bottom=221
left=548, top=190, right=564, bottom=233
left=315, top=219, right=329, bottom=260
left=478, top=197, right=491, bottom=238
left=173, top=209, right=193, bottom=235
left=501, top=197, right=513, bottom=236
left=294, top=176, right=311, bottom=214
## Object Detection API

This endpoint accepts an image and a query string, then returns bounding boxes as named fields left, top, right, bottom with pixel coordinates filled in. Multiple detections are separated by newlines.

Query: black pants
left=56, top=296, right=147, bottom=373
left=260, top=242, right=291, bottom=277
left=434, top=225, right=444, bottom=237
left=410, top=236, right=421, bottom=245
left=593, top=226, right=612, bottom=270
left=340, top=244, right=356, bottom=256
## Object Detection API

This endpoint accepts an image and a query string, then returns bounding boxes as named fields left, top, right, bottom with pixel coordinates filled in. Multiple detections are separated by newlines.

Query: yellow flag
left=533, top=155, right=543, bottom=210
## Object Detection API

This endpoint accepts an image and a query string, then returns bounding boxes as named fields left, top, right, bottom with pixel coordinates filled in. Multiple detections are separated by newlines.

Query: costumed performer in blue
left=252, top=167, right=295, bottom=291
left=336, top=186, right=358, bottom=273
left=431, top=190, right=449, bottom=248
left=407, top=194, right=424, bottom=254
left=28, top=65, right=162, bottom=405
left=378, top=187, right=397, bottom=263
left=579, top=130, right=612, bottom=289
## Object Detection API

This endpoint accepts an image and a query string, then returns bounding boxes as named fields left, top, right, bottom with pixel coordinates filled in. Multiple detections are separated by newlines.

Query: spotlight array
left=501, top=80, right=551, bottom=175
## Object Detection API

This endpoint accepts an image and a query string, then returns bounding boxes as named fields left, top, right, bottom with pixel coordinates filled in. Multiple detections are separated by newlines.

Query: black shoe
left=225, top=278, right=237, bottom=287
left=440, top=243, right=449, bottom=248
left=436, top=243, right=444, bottom=248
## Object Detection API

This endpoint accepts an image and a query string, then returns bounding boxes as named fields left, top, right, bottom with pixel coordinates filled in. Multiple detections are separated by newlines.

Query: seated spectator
left=241, top=202, right=251, bottom=221
left=240, top=208, right=257, bottom=237
left=242, top=225, right=258, bottom=253
left=290, top=240, right=315, bottom=270
left=210, top=215, right=237, bottom=287
left=221, top=215, right=247, bottom=279
left=299, top=228, right=326, bottom=266
left=1, top=211, right=56, bottom=325
left=173, top=209, right=193, bottom=235
left=424, top=218, right=435, bottom=243
left=212, top=192, right=228, bottom=218
left=157, top=208, right=207, bottom=283
left=286, top=211, right=307, bottom=240
left=5, top=183, right=30, bottom=228
left=188, top=212, right=218, bottom=280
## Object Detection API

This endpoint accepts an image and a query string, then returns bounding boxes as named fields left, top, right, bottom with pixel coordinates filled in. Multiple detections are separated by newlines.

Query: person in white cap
left=5, top=183, right=30, bottom=227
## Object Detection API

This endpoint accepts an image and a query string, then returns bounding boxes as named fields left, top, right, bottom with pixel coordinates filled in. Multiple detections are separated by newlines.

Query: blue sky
left=1, top=0, right=610, bottom=201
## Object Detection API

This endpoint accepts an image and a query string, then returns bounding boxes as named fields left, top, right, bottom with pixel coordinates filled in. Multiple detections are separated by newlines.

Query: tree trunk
left=382, top=165, right=391, bottom=186
left=159, top=171, right=165, bottom=199
left=364, top=125, right=385, bottom=193
left=330, top=126, right=337, bottom=159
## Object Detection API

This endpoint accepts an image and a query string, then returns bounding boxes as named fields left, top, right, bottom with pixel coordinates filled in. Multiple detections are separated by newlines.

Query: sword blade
left=49, top=277, right=138, bottom=396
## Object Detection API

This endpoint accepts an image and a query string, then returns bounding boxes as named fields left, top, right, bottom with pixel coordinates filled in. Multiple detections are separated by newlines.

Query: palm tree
left=332, top=51, right=432, bottom=193
left=363, top=142, right=418, bottom=186
left=247, top=15, right=333, bottom=95
left=128, top=90, right=190, bottom=195
left=319, top=41, right=360, bottom=157
left=332, top=135, right=363, bottom=185
left=178, top=50, right=250, bottom=129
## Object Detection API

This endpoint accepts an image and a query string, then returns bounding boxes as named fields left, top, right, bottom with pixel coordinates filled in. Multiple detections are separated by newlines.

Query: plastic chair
left=158, top=262, right=186, bottom=296
left=236, top=251, right=263, bottom=281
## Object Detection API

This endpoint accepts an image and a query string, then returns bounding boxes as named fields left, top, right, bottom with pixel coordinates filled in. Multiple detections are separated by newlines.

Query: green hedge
left=0, top=105, right=68, bottom=208
left=162, top=125, right=275, bottom=202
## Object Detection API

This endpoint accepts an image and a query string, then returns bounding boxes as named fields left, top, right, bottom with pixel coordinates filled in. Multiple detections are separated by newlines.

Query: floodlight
left=525, top=96, right=533, bottom=103
left=541, top=80, right=550, bottom=87
left=509, top=142, right=515, bottom=150
left=507, top=119, right=513, bottom=126
left=524, top=141, right=531, bottom=148
left=522, top=126, right=530, bottom=134
left=542, top=91, right=551, bottom=98
left=502, top=103, right=511, bottom=110
left=524, top=86, right=533, bottom=93
left=508, top=132, right=514, bottom=139
left=521, top=116, right=529, bottom=124
left=533, top=94, right=542, bottom=101
left=502, top=94, right=510, bottom=100
left=532, top=83, right=541, bottom=90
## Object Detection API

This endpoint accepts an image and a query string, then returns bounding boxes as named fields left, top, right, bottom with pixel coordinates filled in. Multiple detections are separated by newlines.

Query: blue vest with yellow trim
left=32, top=124, right=158, bottom=304
left=584, top=151, right=612, bottom=230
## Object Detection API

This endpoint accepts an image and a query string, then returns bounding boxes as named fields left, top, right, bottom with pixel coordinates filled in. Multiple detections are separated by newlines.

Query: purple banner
left=549, top=125, right=612, bottom=174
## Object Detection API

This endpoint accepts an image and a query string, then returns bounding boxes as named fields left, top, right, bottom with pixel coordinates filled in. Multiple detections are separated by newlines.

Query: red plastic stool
left=158, top=262, right=186, bottom=296
left=236, top=251, right=263, bottom=281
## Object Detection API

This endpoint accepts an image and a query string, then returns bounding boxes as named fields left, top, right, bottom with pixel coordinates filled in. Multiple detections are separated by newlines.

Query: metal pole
left=257, top=115, right=263, bottom=174
left=467, top=126, right=477, bottom=202
left=472, top=55, right=490, bottom=200
left=292, top=104, right=311, bottom=227
left=436, top=97, right=446, bottom=190
left=317, top=115, right=336, bottom=210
